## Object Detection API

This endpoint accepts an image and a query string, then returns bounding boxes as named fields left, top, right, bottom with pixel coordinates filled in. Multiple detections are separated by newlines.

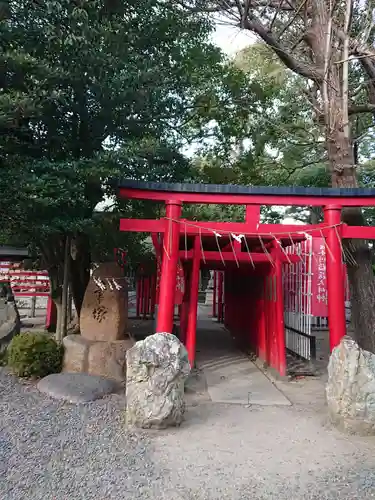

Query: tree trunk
left=69, top=233, right=91, bottom=317
left=61, top=235, right=70, bottom=338
left=324, top=92, right=375, bottom=352
left=310, top=207, right=321, bottom=224
left=55, top=295, right=63, bottom=342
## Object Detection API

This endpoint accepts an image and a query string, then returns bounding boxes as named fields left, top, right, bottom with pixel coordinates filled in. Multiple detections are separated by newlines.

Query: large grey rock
left=326, top=336, right=375, bottom=435
left=37, top=373, right=120, bottom=403
left=0, top=299, right=20, bottom=352
left=126, top=333, right=191, bottom=429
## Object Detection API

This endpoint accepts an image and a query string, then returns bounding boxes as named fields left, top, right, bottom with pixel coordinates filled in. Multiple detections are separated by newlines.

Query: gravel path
left=1, top=367, right=375, bottom=499
left=152, top=402, right=375, bottom=499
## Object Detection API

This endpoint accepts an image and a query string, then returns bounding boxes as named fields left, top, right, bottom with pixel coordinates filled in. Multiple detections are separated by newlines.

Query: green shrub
left=7, top=332, right=63, bottom=378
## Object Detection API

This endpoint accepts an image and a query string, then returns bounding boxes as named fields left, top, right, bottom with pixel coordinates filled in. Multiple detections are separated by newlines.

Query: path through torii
left=118, top=180, right=375, bottom=376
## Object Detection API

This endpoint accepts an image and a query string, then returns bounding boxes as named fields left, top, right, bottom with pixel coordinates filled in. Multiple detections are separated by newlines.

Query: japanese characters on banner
left=310, top=238, right=350, bottom=316
left=155, top=258, right=185, bottom=305
left=311, top=238, right=328, bottom=316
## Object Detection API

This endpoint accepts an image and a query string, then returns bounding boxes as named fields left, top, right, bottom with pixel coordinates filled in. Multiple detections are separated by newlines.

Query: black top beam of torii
left=117, top=179, right=375, bottom=207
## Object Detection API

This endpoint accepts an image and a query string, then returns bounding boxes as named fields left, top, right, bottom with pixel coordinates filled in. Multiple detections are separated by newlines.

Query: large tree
left=0, top=0, right=252, bottom=330
left=181, top=0, right=375, bottom=351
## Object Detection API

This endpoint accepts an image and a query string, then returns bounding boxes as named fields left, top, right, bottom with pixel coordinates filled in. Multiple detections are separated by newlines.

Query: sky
left=211, top=22, right=255, bottom=56
left=211, top=22, right=301, bottom=225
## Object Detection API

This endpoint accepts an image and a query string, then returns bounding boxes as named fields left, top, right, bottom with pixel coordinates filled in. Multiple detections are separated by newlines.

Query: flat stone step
left=199, top=352, right=291, bottom=406
left=37, top=373, right=121, bottom=403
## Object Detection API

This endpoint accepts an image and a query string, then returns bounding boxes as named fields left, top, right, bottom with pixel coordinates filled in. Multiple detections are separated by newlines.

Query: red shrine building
left=118, top=180, right=375, bottom=376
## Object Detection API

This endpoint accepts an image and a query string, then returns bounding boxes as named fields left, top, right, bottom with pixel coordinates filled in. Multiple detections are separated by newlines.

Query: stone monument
left=62, top=262, right=134, bottom=383
left=326, top=335, right=375, bottom=435
left=126, top=333, right=191, bottom=429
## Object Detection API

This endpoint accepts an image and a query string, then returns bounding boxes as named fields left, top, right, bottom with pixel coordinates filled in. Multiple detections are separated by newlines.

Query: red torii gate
left=118, top=180, right=375, bottom=376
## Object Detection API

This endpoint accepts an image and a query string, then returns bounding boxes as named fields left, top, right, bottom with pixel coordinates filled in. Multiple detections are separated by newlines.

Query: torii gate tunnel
left=118, top=180, right=375, bottom=376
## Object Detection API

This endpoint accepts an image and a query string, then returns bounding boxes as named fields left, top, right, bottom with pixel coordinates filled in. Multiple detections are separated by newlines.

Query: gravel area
left=0, top=369, right=167, bottom=500
left=2, top=365, right=375, bottom=499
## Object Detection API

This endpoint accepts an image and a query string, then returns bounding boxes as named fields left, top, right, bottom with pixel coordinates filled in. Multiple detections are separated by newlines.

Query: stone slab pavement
left=200, top=352, right=291, bottom=406
left=195, top=309, right=290, bottom=407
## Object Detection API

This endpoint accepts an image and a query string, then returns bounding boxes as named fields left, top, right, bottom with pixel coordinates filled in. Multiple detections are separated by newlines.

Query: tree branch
left=242, top=16, right=323, bottom=81
left=348, top=104, right=375, bottom=115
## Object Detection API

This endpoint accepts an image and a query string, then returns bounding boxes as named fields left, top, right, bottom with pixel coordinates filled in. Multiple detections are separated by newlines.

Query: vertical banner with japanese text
left=155, top=258, right=185, bottom=305
left=311, top=238, right=328, bottom=316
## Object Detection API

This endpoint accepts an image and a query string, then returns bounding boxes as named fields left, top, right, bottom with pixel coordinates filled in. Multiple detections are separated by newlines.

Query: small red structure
left=118, top=180, right=375, bottom=376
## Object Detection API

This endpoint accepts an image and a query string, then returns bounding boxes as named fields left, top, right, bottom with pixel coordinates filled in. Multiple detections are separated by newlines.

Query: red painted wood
left=218, top=271, right=224, bottom=323
left=324, top=207, right=347, bottom=350
left=273, top=245, right=287, bottom=376
left=156, top=201, right=182, bottom=333
left=120, top=218, right=322, bottom=239
left=45, top=296, right=57, bottom=331
left=186, top=237, right=200, bottom=366
left=121, top=218, right=375, bottom=242
left=119, top=187, right=375, bottom=207
left=257, top=294, right=267, bottom=362
left=150, top=274, right=156, bottom=319
left=342, top=225, right=375, bottom=239
left=246, top=204, right=261, bottom=223
left=179, top=268, right=190, bottom=345
left=213, top=271, right=217, bottom=318
left=136, top=278, right=141, bottom=318
left=179, top=251, right=301, bottom=264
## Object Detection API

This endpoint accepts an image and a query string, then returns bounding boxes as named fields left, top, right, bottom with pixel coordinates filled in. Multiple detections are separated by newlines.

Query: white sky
left=211, top=22, right=255, bottom=55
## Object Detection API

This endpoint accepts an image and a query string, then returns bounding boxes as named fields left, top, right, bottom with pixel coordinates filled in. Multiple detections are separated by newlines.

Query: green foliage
left=0, top=0, right=253, bottom=311
left=0, top=0, right=250, bottom=233
left=7, top=332, right=63, bottom=378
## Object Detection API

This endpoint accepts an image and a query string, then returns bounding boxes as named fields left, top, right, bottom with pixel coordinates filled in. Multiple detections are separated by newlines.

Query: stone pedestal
left=326, top=336, right=375, bottom=435
left=62, top=262, right=134, bottom=383
left=63, top=335, right=134, bottom=382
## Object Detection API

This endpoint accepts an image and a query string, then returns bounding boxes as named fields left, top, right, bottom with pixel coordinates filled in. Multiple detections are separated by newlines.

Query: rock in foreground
left=326, top=335, right=375, bottom=435
left=37, top=373, right=120, bottom=403
left=126, top=333, right=191, bottom=429
left=0, top=299, right=20, bottom=352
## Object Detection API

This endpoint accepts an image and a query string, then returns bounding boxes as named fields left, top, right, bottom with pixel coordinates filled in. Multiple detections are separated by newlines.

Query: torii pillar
left=156, top=200, right=182, bottom=334
left=324, top=205, right=346, bottom=351
left=186, top=236, right=201, bottom=366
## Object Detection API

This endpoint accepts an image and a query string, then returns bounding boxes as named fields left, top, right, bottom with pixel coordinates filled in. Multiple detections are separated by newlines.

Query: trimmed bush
left=7, top=332, right=63, bottom=378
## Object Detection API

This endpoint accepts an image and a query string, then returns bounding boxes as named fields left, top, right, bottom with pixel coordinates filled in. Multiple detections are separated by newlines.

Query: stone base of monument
left=326, top=336, right=375, bottom=435
left=126, top=333, right=191, bottom=429
left=62, top=334, right=135, bottom=383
